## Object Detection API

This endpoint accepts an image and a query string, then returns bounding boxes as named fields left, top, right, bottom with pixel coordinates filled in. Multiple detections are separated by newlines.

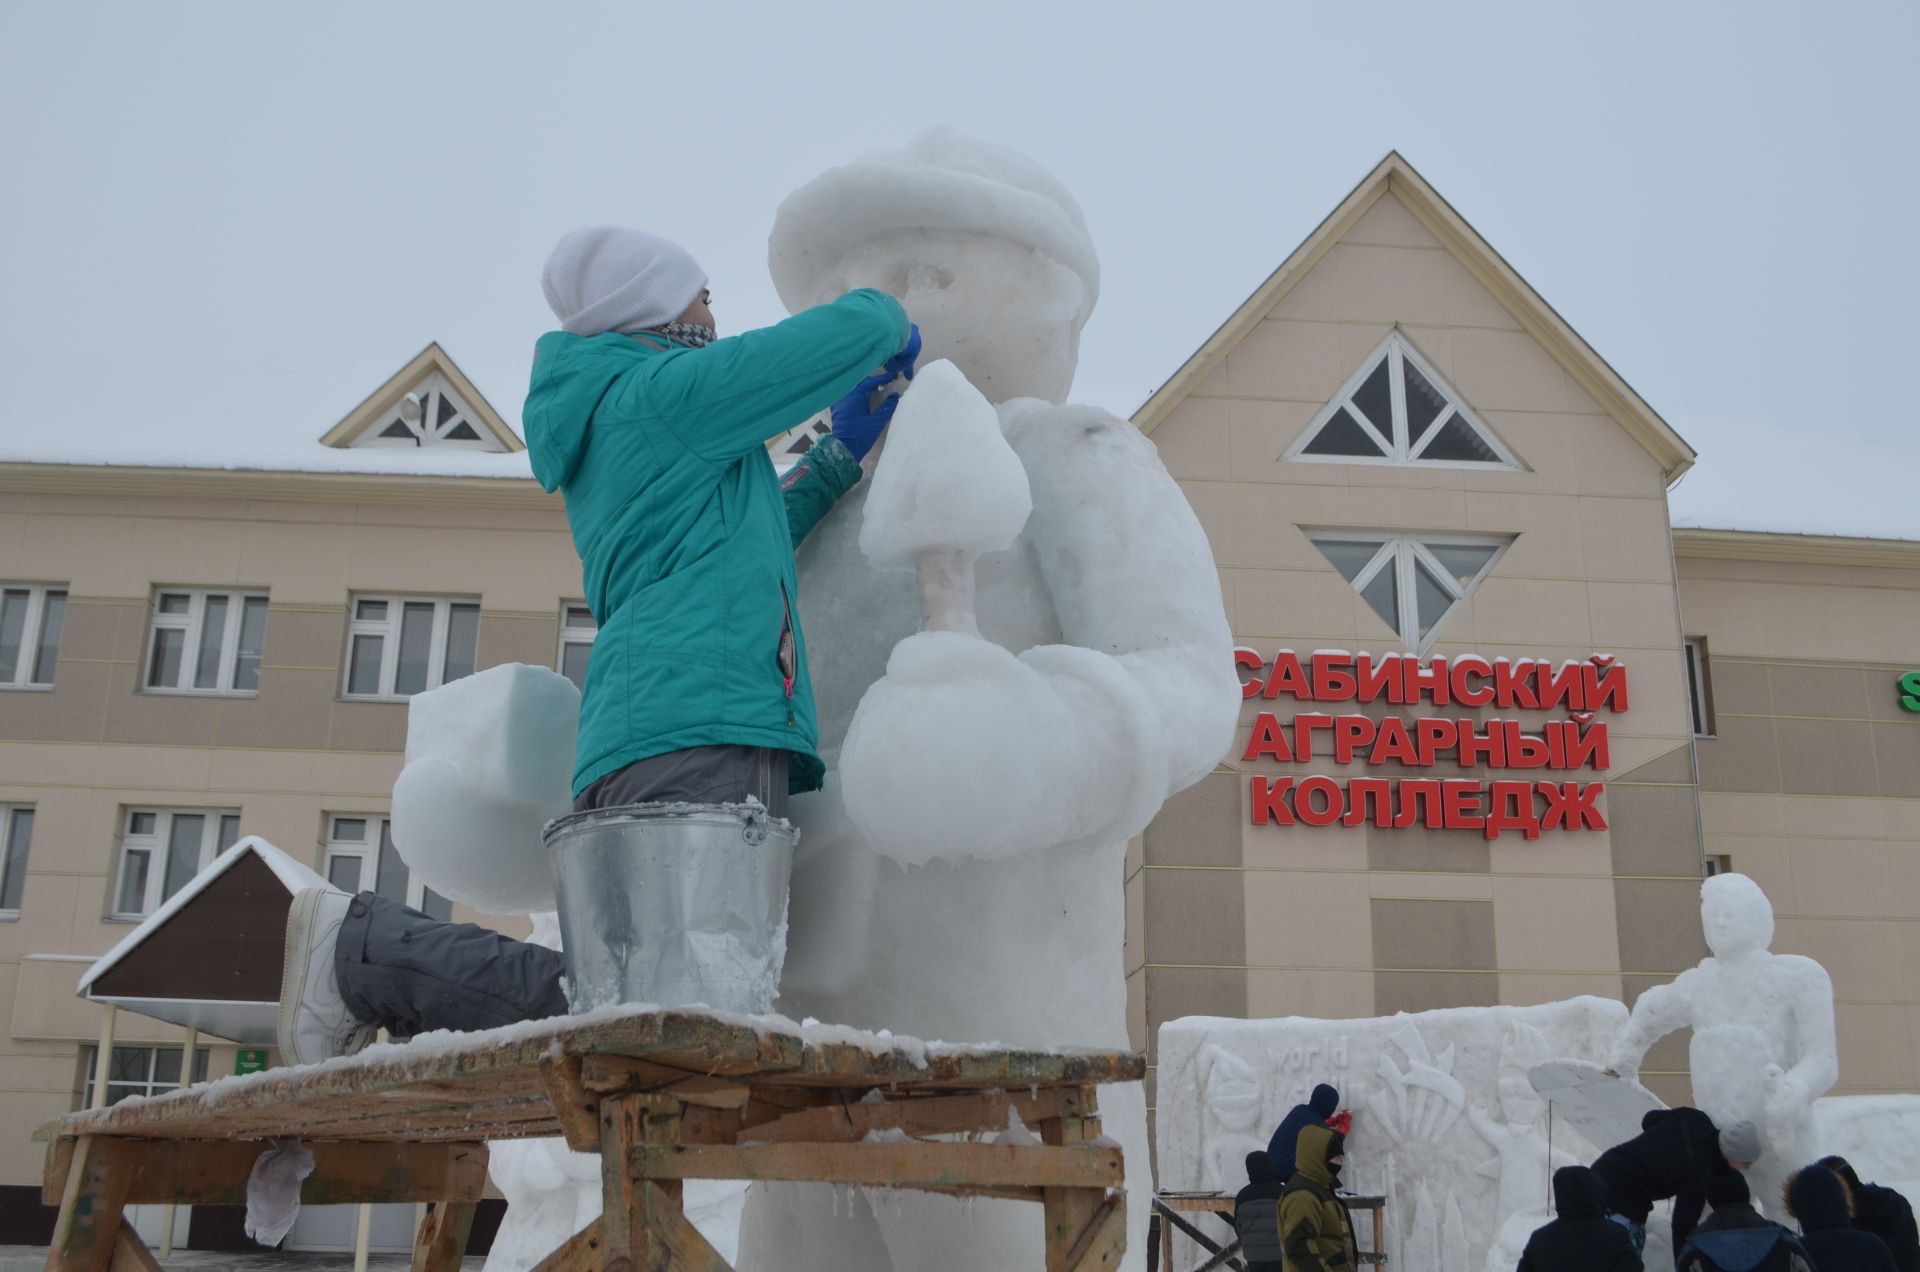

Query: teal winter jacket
left=523, top=288, right=909, bottom=797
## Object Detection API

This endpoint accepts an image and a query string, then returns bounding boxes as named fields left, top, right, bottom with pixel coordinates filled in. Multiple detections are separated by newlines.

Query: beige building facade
left=1127, top=155, right=1920, bottom=1127
left=0, top=155, right=1914, bottom=1246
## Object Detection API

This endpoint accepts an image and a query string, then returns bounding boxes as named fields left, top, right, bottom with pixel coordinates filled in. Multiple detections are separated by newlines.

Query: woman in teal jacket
left=274, top=227, right=916, bottom=1064
left=528, top=225, right=916, bottom=812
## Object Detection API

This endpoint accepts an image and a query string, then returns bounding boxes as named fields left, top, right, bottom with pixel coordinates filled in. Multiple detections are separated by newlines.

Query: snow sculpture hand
left=390, top=664, right=576, bottom=914
left=1763, top=1064, right=1805, bottom=1129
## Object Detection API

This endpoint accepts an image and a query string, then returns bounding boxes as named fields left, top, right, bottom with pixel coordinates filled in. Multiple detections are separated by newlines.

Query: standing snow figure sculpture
left=736, top=128, right=1240, bottom=1272
left=1608, top=872, right=1837, bottom=1214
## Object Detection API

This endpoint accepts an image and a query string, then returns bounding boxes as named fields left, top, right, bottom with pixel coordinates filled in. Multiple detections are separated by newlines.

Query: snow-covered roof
left=79, top=835, right=326, bottom=995
left=1666, top=424, right=1918, bottom=543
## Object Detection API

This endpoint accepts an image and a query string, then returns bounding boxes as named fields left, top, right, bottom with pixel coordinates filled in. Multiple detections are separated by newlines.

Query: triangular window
left=351, top=373, right=498, bottom=451
left=1307, top=531, right=1511, bottom=652
left=1289, top=332, right=1521, bottom=469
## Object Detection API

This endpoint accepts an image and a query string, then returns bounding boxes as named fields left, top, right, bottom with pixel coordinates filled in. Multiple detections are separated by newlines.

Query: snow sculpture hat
left=768, top=127, right=1101, bottom=325
left=542, top=226, right=708, bottom=337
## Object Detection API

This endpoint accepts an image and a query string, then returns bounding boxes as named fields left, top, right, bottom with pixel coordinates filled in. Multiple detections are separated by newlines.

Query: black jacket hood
left=1553, top=1165, right=1609, bottom=1218
left=1791, top=1165, right=1855, bottom=1231
left=1309, top=1084, right=1339, bottom=1117
left=1245, top=1150, right=1275, bottom=1183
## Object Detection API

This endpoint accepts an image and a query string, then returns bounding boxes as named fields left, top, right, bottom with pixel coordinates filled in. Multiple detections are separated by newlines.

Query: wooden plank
left=580, top=1054, right=750, bottom=1109
left=108, top=1221, right=162, bottom=1272
left=48, top=1136, right=133, bottom=1272
left=411, top=1201, right=477, bottom=1272
left=42, top=1139, right=488, bottom=1208
left=634, top=1141, right=1123, bottom=1191
left=747, top=1087, right=1085, bottom=1145
left=538, top=1052, right=601, bottom=1153
left=600, top=1091, right=688, bottom=1268
left=527, top=1218, right=601, bottom=1272
left=637, top=1180, right=732, bottom=1272
left=1043, top=1087, right=1126, bottom=1272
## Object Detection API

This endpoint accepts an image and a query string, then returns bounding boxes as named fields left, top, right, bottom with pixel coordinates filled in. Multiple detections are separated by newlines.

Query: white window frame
left=1306, top=531, right=1512, bottom=655
left=342, top=595, right=480, bottom=701
left=0, top=583, right=67, bottom=690
left=1684, top=637, right=1716, bottom=738
left=1286, top=331, right=1524, bottom=470
left=111, top=807, right=241, bottom=920
left=355, top=373, right=498, bottom=451
left=0, top=804, right=33, bottom=917
left=79, top=1044, right=209, bottom=1108
left=558, top=603, right=598, bottom=690
left=322, top=814, right=451, bottom=919
left=142, top=588, right=269, bottom=696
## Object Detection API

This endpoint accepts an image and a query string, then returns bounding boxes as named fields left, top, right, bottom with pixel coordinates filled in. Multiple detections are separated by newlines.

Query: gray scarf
left=645, top=321, right=715, bottom=348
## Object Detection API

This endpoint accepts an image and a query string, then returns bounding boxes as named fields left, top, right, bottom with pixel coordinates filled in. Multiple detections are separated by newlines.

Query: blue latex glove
left=829, top=371, right=899, bottom=463
left=885, top=324, right=922, bottom=381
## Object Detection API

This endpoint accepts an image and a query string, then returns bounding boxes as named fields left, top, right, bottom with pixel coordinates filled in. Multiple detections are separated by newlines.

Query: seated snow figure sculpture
left=390, top=663, right=575, bottom=914
left=1609, top=873, right=1837, bottom=1218
left=735, top=127, right=1240, bottom=1272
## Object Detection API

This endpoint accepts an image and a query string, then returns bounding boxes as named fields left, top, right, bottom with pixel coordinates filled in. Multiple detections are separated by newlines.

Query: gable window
left=324, top=815, right=453, bottom=921
left=357, top=374, right=495, bottom=450
left=1288, top=332, right=1521, bottom=469
left=0, top=584, right=67, bottom=689
left=558, top=604, right=598, bottom=691
left=144, top=590, right=268, bottom=694
left=80, top=1045, right=209, bottom=1108
left=0, top=805, right=32, bottom=915
left=344, top=596, right=479, bottom=699
left=113, top=808, right=240, bottom=919
left=1684, top=638, right=1716, bottom=737
left=1308, top=532, right=1511, bottom=653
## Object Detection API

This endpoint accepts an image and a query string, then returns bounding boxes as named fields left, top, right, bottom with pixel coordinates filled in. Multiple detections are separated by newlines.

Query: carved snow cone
left=544, top=802, right=796, bottom=1015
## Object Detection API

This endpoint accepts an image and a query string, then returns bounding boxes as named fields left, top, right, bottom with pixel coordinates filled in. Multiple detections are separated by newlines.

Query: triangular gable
left=321, top=343, right=524, bottom=453
left=1133, top=152, right=1695, bottom=483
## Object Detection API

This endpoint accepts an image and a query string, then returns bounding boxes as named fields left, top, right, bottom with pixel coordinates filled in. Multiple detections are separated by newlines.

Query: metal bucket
left=544, top=802, right=796, bottom=1016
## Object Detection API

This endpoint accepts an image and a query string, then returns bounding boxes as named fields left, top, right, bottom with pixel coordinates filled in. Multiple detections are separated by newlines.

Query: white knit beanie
left=541, top=226, right=708, bottom=337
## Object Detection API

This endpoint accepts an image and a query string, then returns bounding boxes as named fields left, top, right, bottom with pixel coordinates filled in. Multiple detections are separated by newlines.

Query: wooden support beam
left=580, top=1054, right=751, bottom=1110
left=411, top=1200, right=477, bottom=1272
left=42, top=1139, right=488, bottom=1207
left=48, top=1136, right=134, bottom=1272
left=600, top=1091, right=690, bottom=1270
left=634, top=1140, right=1124, bottom=1192
left=527, top=1219, right=601, bottom=1272
left=107, top=1221, right=162, bottom=1272
left=746, top=1087, right=1086, bottom=1145
left=539, top=1053, right=601, bottom=1153
left=1042, top=1087, right=1126, bottom=1272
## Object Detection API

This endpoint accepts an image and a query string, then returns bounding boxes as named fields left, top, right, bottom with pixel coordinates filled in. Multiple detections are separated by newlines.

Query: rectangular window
left=0, top=805, right=33, bottom=914
left=1704, top=853, right=1733, bottom=877
left=558, top=604, right=598, bottom=691
left=1684, top=638, right=1716, bottom=737
left=78, top=1045, right=209, bottom=1108
left=323, top=815, right=452, bottom=920
left=144, top=589, right=269, bottom=694
left=343, top=596, right=480, bottom=699
left=0, top=584, right=67, bottom=689
left=113, top=808, right=240, bottom=919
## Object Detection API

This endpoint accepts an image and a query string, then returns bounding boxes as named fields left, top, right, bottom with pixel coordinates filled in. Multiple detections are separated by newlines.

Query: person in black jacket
left=1266, top=1085, right=1338, bottom=1184
left=1678, top=1169, right=1812, bottom=1272
left=1820, top=1155, right=1920, bottom=1272
left=1234, top=1150, right=1286, bottom=1272
left=1591, top=1107, right=1759, bottom=1254
left=1783, top=1162, right=1897, bottom=1270
left=1516, top=1165, right=1642, bottom=1272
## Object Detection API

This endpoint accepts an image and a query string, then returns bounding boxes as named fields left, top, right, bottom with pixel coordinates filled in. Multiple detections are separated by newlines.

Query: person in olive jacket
left=1820, top=1156, right=1920, bottom=1272
left=1234, top=1150, right=1286, bottom=1272
left=1277, top=1124, right=1356, bottom=1272
left=1517, top=1166, right=1643, bottom=1272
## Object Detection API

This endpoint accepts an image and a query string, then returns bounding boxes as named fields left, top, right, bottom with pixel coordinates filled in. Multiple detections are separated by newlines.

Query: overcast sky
left=2, top=1, right=1914, bottom=537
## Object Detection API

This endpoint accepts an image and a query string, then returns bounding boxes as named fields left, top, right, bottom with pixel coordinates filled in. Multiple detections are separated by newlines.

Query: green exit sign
left=1903, top=672, right=1920, bottom=713
left=234, top=1047, right=269, bottom=1075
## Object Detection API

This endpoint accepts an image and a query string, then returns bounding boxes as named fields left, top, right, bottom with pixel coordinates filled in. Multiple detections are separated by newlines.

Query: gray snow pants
left=335, top=745, right=789, bottom=1036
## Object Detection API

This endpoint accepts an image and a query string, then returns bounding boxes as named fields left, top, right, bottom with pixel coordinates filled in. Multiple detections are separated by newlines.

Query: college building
left=0, top=153, right=1914, bottom=1246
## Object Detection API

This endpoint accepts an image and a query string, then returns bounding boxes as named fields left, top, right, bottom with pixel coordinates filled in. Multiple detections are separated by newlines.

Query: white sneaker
left=276, top=887, right=376, bottom=1067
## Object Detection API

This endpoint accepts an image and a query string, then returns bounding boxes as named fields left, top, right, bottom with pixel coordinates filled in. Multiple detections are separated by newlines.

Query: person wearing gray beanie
left=541, top=226, right=712, bottom=338
left=1719, top=1121, right=1763, bottom=1169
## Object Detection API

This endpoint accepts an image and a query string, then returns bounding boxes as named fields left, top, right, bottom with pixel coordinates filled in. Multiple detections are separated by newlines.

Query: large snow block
left=390, top=663, right=578, bottom=914
left=1157, top=998, right=1628, bottom=1272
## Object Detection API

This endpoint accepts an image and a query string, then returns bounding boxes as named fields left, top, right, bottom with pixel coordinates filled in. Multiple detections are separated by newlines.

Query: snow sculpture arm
left=1763, top=960, right=1839, bottom=1127
left=1608, top=978, right=1694, bottom=1081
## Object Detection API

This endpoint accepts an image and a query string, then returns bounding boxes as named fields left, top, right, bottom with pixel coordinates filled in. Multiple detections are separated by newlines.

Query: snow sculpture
left=1156, top=999, right=1629, bottom=1272
left=390, top=663, right=575, bottom=914
left=736, top=128, right=1242, bottom=1272
left=1608, top=872, right=1837, bottom=1212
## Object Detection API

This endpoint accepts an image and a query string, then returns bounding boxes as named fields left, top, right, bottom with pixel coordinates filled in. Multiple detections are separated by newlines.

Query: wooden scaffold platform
left=35, top=1007, right=1140, bottom=1272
